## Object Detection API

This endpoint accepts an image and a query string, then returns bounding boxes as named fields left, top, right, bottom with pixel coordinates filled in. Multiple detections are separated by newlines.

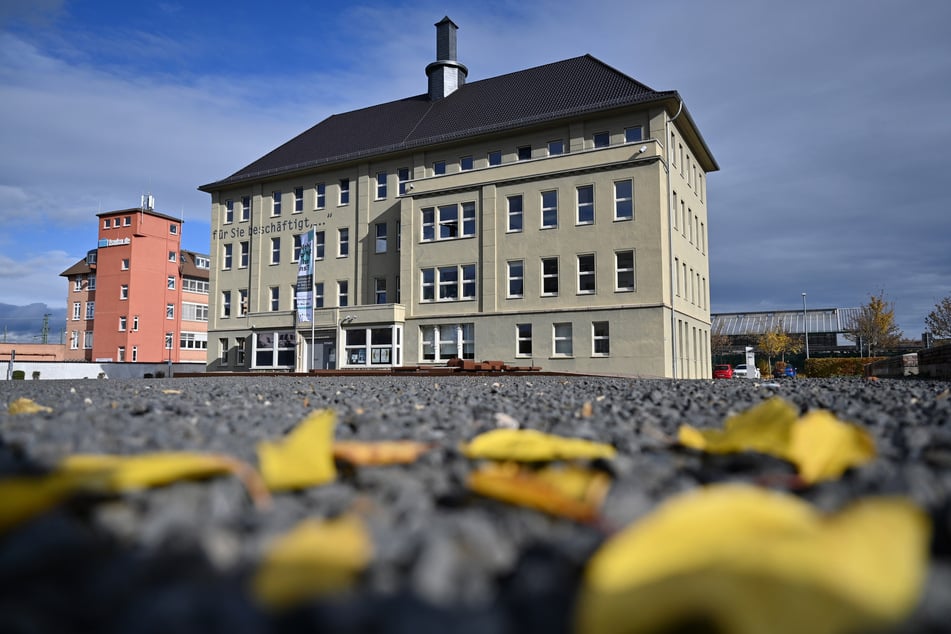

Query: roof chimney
left=426, top=17, right=467, bottom=101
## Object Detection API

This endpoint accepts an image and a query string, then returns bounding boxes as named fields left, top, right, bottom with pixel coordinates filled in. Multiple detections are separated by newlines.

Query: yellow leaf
left=8, top=397, right=53, bottom=414
left=576, top=484, right=929, bottom=634
left=161, top=389, right=181, bottom=394
left=459, top=428, right=615, bottom=462
left=333, top=440, right=433, bottom=466
left=678, top=397, right=798, bottom=454
left=0, top=474, right=87, bottom=533
left=467, top=462, right=610, bottom=522
left=252, top=515, right=372, bottom=609
left=258, top=409, right=336, bottom=491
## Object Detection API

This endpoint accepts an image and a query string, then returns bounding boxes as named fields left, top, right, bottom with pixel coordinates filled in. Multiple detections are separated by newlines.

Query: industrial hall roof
left=200, top=54, right=716, bottom=191
left=712, top=308, right=862, bottom=336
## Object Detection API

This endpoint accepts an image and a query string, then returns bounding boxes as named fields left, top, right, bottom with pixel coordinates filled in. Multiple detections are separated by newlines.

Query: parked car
left=713, top=364, right=734, bottom=379
left=733, top=364, right=761, bottom=379
left=773, top=364, right=797, bottom=378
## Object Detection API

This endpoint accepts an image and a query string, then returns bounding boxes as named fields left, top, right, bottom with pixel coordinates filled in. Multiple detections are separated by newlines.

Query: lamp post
left=802, top=292, right=809, bottom=359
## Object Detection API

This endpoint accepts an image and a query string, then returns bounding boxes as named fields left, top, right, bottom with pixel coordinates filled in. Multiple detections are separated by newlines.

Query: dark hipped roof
left=200, top=54, right=716, bottom=191
left=60, top=259, right=91, bottom=277
left=180, top=250, right=210, bottom=280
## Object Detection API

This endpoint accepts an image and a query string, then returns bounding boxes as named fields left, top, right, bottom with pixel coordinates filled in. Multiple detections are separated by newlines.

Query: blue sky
left=2, top=0, right=950, bottom=340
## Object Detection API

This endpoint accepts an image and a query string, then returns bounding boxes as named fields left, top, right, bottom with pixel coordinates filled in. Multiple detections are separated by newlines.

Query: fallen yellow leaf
left=7, top=397, right=53, bottom=414
left=257, top=409, right=337, bottom=491
left=333, top=440, right=433, bottom=466
left=467, top=462, right=610, bottom=522
left=252, top=514, right=372, bottom=609
left=576, top=484, right=929, bottom=634
left=0, top=474, right=90, bottom=533
left=678, top=398, right=798, bottom=454
left=460, top=428, right=615, bottom=462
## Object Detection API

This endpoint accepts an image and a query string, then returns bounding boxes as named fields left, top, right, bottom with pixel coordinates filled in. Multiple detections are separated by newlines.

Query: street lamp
left=802, top=292, right=809, bottom=359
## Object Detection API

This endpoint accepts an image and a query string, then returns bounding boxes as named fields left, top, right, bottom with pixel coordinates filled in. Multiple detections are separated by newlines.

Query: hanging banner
left=295, top=228, right=315, bottom=322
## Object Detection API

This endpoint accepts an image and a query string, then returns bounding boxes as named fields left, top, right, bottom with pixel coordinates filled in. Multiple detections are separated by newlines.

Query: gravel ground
left=1, top=375, right=950, bottom=633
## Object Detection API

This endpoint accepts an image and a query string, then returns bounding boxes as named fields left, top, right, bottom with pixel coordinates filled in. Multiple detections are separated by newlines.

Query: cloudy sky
left=2, top=0, right=949, bottom=339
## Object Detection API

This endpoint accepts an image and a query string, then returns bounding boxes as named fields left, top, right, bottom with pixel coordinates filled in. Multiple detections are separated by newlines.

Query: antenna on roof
left=140, top=192, right=154, bottom=211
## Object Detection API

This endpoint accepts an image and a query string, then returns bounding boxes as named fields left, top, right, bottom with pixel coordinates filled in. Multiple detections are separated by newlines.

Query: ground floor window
left=421, top=323, right=474, bottom=362
left=343, top=325, right=402, bottom=366
left=180, top=331, right=208, bottom=350
left=553, top=322, right=573, bottom=357
left=516, top=323, right=532, bottom=357
left=592, top=321, right=610, bottom=356
left=254, top=331, right=296, bottom=368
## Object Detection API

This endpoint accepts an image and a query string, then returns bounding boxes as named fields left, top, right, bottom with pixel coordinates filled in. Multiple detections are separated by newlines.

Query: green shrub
left=804, top=357, right=886, bottom=377
left=11, top=370, right=25, bottom=380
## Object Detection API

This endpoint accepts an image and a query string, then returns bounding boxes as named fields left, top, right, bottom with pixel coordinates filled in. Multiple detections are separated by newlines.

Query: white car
left=733, top=364, right=761, bottom=379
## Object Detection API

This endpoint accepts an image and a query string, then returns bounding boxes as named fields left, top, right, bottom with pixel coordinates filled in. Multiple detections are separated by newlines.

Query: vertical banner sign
left=296, top=228, right=315, bottom=322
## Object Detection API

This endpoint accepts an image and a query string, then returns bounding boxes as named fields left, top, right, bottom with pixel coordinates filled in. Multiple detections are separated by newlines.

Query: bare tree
left=844, top=291, right=903, bottom=357
left=925, top=295, right=951, bottom=340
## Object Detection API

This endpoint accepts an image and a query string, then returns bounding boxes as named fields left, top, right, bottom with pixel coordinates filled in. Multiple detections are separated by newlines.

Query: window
left=338, top=280, right=349, bottom=307
left=225, top=199, right=234, bottom=223
left=343, top=326, right=401, bottom=366
left=294, top=187, right=303, bottom=212
left=339, top=178, right=350, bottom=205
left=165, top=332, right=174, bottom=350
left=421, top=204, right=475, bottom=242
left=488, top=150, right=502, bottom=166
left=438, top=266, right=459, bottom=300
left=541, top=257, right=559, bottom=296
left=422, top=208, right=435, bottom=242
left=553, top=323, right=573, bottom=357
left=118, top=316, right=127, bottom=331
left=616, top=250, right=635, bottom=291
left=240, top=241, right=249, bottom=268
left=222, top=244, right=233, bottom=269
left=438, top=205, right=458, bottom=239
left=170, top=224, right=178, bottom=235
left=219, top=338, right=229, bottom=364
left=338, top=228, right=349, bottom=257
left=238, top=289, right=248, bottom=316
left=625, top=126, right=643, bottom=143
left=461, top=202, right=476, bottom=236
left=593, top=131, right=610, bottom=148
left=168, top=251, right=177, bottom=262
left=593, top=321, right=610, bottom=356
left=421, top=265, right=475, bottom=302
left=541, top=190, right=558, bottom=228
left=183, top=278, right=209, bottom=294
left=73, top=277, right=82, bottom=291
left=123, top=216, right=131, bottom=227
left=270, top=237, right=281, bottom=265
left=315, top=183, right=326, bottom=209
left=433, top=160, right=446, bottom=175
left=181, top=303, right=208, bottom=321
left=166, top=304, right=174, bottom=319
left=72, top=302, right=81, bottom=320
left=235, top=337, right=246, bottom=365
left=293, top=233, right=303, bottom=262
left=314, top=282, right=324, bottom=308
left=272, top=191, right=282, bottom=216
left=375, top=278, right=387, bottom=304
left=421, top=268, right=435, bottom=301
left=398, top=168, right=410, bottom=195
left=507, top=195, right=523, bottom=232
left=241, top=196, right=250, bottom=221
left=270, top=286, right=280, bottom=311
left=70, top=331, right=79, bottom=349
left=85, top=302, right=95, bottom=319
left=84, top=331, right=93, bottom=349
left=516, top=323, right=532, bottom=357
left=132, top=316, right=139, bottom=331
left=375, top=223, right=387, bottom=253
left=577, top=185, right=594, bottom=224
left=118, top=284, right=128, bottom=300
left=421, top=323, right=474, bottom=361
left=547, top=139, right=564, bottom=155
left=376, top=172, right=387, bottom=199
left=87, top=275, right=95, bottom=290
left=577, top=254, right=596, bottom=294
left=221, top=291, right=231, bottom=318
left=507, top=260, right=524, bottom=298
left=167, top=276, right=176, bottom=290
left=315, top=231, right=325, bottom=259
left=121, top=258, right=129, bottom=270
left=460, top=156, right=473, bottom=170
left=517, top=145, right=532, bottom=161
left=180, top=332, right=208, bottom=350
left=103, top=218, right=111, bottom=229
left=614, top=179, right=633, bottom=220
left=117, top=347, right=125, bottom=362
left=131, top=346, right=137, bottom=362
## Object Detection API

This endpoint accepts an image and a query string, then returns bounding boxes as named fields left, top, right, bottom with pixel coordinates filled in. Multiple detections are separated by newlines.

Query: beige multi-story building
left=199, top=17, right=717, bottom=377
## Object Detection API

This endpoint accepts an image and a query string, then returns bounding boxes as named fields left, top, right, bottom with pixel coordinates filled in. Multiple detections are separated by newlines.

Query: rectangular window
left=338, top=280, right=349, bottom=307
left=421, top=204, right=475, bottom=242
left=462, top=202, right=476, bottom=236
left=315, top=231, right=325, bottom=259
left=577, top=254, right=596, bottom=294
left=120, top=284, right=128, bottom=300
left=593, top=321, right=610, bottom=356
left=270, top=286, right=280, bottom=311
left=421, top=265, right=475, bottom=302
left=376, top=172, right=387, bottom=199
left=73, top=277, right=82, bottom=291
left=553, top=323, right=573, bottom=357
left=398, top=167, right=410, bottom=195
left=87, top=275, right=95, bottom=290
left=294, top=186, right=303, bottom=212
left=270, top=237, right=281, bottom=264
left=339, top=178, right=350, bottom=205
left=85, top=301, right=95, bottom=319
left=625, top=126, right=644, bottom=143
left=421, top=268, right=435, bottom=302
left=235, top=337, right=246, bottom=365
left=461, top=265, right=476, bottom=299
left=507, top=195, right=523, bottom=232
left=166, top=304, right=174, bottom=319
left=84, top=331, right=93, bottom=349
left=170, top=223, right=178, bottom=235
left=438, top=266, right=459, bottom=300
left=375, top=222, right=387, bottom=253
left=517, top=145, right=532, bottom=161
left=123, top=216, right=131, bottom=226
left=541, top=190, right=558, bottom=228
left=225, top=199, right=234, bottom=223
left=272, top=191, right=282, bottom=216
left=375, top=278, right=387, bottom=304
left=221, top=291, right=231, bottom=318
left=615, top=179, right=634, bottom=220
left=593, top=131, right=610, bottom=148
left=577, top=185, right=594, bottom=225
left=132, top=315, right=139, bottom=331
left=181, top=303, right=208, bottom=321
left=117, top=346, right=125, bottom=362
left=541, top=257, right=559, bottom=296
left=168, top=251, right=176, bottom=262
left=219, top=338, right=229, bottom=363
left=121, top=258, right=129, bottom=270
left=420, top=323, right=475, bottom=362
left=422, top=208, right=435, bottom=242
left=293, top=233, right=302, bottom=262
left=165, top=332, right=174, bottom=350
left=167, top=276, right=176, bottom=290
left=72, top=302, right=81, bottom=320
left=438, top=205, right=458, bottom=239
left=314, top=282, right=324, bottom=308
left=616, top=250, right=635, bottom=291
left=182, top=278, right=209, bottom=293
left=118, top=316, right=126, bottom=331
left=547, top=139, right=564, bottom=155
left=239, top=289, right=248, bottom=316
left=103, top=218, right=111, bottom=229
left=70, top=331, right=79, bottom=349
left=241, top=196, right=250, bottom=221
left=488, top=150, right=502, bottom=166
left=507, top=260, right=524, bottom=298
left=433, top=160, right=446, bottom=176
left=338, top=228, right=349, bottom=257
left=460, top=156, right=473, bottom=170
left=239, top=241, right=249, bottom=268
left=179, top=332, right=208, bottom=350
left=516, top=323, right=532, bottom=357
left=315, top=183, right=325, bottom=209
left=131, top=346, right=137, bottom=362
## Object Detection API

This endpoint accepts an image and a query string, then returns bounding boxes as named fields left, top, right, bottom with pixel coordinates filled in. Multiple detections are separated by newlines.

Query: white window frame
left=338, top=280, right=349, bottom=307
left=338, top=228, right=349, bottom=257
left=222, top=244, right=232, bottom=270
left=339, top=178, right=350, bottom=205
left=375, top=278, right=387, bottom=304
left=294, top=186, right=304, bottom=212
left=118, top=316, right=126, bottom=332
left=167, top=276, right=176, bottom=290
left=420, top=323, right=474, bottom=362
left=576, top=184, right=594, bottom=225
left=72, top=302, right=81, bottom=320
left=166, top=304, right=174, bottom=319
left=269, top=286, right=280, bottom=311
left=83, top=331, right=93, bottom=349
left=616, top=250, right=636, bottom=292
left=270, top=236, right=281, bottom=265
left=592, top=321, right=610, bottom=356
left=507, top=260, right=524, bottom=298
left=315, top=183, right=326, bottom=209
left=70, top=330, right=79, bottom=349
left=541, top=257, right=559, bottom=296
left=516, top=323, right=532, bottom=358
left=272, top=191, right=282, bottom=216
left=375, top=222, right=387, bottom=253
left=553, top=322, right=573, bottom=357
left=376, top=172, right=387, bottom=199
left=541, top=190, right=558, bottom=229
left=614, top=179, right=633, bottom=221
left=507, top=195, right=523, bottom=233
left=577, top=254, right=596, bottom=295
left=85, top=301, right=95, bottom=320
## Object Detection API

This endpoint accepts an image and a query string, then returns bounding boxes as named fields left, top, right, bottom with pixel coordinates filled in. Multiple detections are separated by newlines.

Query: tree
left=844, top=291, right=903, bottom=357
left=756, top=319, right=801, bottom=368
left=925, top=295, right=951, bottom=340
left=710, top=320, right=732, bottom=361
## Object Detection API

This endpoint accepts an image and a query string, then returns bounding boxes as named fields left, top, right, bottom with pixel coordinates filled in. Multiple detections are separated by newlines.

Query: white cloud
left=0, top=250, right=77, bottom=307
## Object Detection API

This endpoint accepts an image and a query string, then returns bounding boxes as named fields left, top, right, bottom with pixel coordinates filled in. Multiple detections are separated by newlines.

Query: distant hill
left=0, top=303, right=67, bottom=344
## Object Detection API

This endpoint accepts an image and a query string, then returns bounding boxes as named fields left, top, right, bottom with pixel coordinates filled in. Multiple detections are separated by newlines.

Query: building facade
left=199, top=18, right=717, bottom=377
left=60, top=201, right=210, bottom=364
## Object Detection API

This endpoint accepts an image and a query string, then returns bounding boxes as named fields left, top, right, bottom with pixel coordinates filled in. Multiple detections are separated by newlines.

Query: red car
left=713, top=364, right=734, bottom=379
